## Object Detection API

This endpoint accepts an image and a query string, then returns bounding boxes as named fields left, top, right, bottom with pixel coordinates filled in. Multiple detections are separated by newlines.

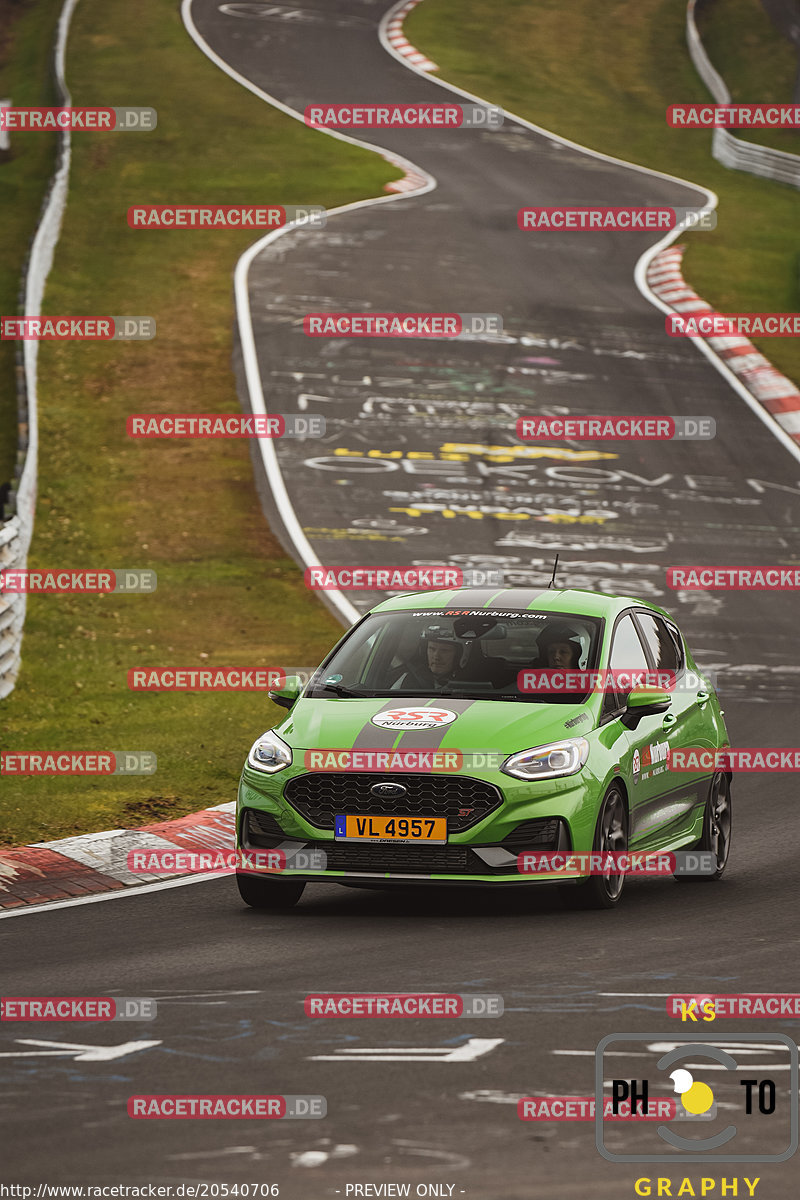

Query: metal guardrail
left=687, top=0, right=800, bottom=189
left=0, top=0, right=78, bottom=700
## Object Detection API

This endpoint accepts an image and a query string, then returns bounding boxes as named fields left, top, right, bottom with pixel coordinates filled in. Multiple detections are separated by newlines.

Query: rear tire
left=674, top=771, right=731, bottom=882
left=565, top=785, right=629, bottom=910
left=236, top=872, right=305, bottom=909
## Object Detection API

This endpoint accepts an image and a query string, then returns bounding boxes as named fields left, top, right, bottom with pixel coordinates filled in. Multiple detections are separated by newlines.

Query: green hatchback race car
left=236, top=587, right=732, bottom=909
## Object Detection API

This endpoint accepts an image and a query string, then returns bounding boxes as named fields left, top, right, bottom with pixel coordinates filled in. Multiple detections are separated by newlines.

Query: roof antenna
left=547, top=553, right=560, bottom=589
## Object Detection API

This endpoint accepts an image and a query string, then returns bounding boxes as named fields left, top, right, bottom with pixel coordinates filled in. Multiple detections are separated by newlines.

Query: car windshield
left=305, top=608, right=603, bottom=703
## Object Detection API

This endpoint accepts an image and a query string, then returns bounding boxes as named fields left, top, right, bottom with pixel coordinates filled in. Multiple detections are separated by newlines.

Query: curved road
left=2, top=1, right=800, bottom=1195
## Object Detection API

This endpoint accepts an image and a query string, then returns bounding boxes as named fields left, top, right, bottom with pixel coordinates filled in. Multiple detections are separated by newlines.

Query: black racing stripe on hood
left=349, top=698, right=476, bottom=749
left=443, top=588, right=507, bottom=608
left=440, top=588, right=549, bottom=610
left=395, top=698, right=476, bottom=747
left=491, top=588, right=548, bottom=610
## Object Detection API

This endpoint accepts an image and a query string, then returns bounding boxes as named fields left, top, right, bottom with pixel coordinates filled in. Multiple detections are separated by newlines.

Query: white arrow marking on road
left=648, top=1041, right=796, bottom=1052
left=309, top=1037, right=503, bottom=1062
left=148, top=991, right=260, bottom=1003
left=553, top=1050, right=650, bottom=1056
left=297, top=394, right=337, bottom=409
left=0, top=1038, right=161, bottom=1061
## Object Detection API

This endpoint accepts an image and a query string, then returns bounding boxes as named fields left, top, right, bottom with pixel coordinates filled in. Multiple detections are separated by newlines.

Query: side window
left=603, top=613, right=649, bottom=714
left=634, top=612, right=683, bottom=672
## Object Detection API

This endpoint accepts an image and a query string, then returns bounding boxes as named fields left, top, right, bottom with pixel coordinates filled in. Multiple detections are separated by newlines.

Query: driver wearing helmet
left=392, top=625, right=466, bottom=692
left=532, top=623, right=583, bottom=670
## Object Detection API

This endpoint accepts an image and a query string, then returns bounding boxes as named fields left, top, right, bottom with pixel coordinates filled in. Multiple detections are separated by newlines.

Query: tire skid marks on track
left=9, top=0, right=798, bottom=917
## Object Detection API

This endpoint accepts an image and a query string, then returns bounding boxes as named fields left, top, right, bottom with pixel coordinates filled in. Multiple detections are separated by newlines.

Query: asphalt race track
left=3, top=1, right=800, bottom=1196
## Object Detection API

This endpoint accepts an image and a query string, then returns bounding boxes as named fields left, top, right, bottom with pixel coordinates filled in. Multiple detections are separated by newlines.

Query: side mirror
left=269, top=674, right=303, bottom=710
left=620, top=687, right=672, bottom=729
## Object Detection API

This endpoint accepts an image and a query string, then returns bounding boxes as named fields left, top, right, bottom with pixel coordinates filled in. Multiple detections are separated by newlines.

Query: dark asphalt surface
left=3, top=0, right=800, bottom=1195
left=1, top=868, right=799, bottom=1195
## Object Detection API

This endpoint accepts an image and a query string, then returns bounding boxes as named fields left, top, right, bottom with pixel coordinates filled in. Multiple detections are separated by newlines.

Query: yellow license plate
left=334, top=815, right=447, bottom=844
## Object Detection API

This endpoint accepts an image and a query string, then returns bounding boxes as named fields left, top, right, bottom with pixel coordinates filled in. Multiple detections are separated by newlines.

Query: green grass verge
left=0, top=0, right=64, bottom=495
left=697, top=0, right=800, bottom=154
left=0, top=0, right=400, bottom=847
left=407, top=0, right=800, bottom=385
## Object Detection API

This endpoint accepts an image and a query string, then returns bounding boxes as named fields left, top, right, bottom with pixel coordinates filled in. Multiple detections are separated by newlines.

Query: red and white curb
left=647, top=244, right=800, bottom=444
left=382, top=0, right=437, bottom=191
left=0, top=802, right=235, bottom=910
left=383, top=147, right=430, bottom=193
left=384, top=0, right=438, bottom=73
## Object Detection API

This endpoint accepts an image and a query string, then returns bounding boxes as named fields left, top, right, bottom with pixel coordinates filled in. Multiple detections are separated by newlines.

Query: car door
left=631, top=609, right=715, bottom=846
left=600, top=611, right=678, bottom=850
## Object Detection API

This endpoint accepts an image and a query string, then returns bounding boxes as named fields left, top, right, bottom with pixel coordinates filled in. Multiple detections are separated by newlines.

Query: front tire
left=236, top=871, right=306, bottom=909
left=674, top=771, right=731, bottom=882
left=566, top=785, right=629, bottom=910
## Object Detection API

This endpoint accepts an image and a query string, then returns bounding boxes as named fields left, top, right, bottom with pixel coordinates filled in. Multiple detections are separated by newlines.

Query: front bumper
left=237, top=762, right=603, bottom=886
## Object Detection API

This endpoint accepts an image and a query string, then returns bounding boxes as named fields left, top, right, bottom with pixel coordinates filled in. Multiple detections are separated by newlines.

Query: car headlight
left=247, top=731, right=293, bottom=774
left=501, top=737, right=589, bottom=781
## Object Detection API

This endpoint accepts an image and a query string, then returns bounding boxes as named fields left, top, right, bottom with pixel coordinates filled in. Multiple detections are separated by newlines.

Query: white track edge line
left=12, top=0, right=794, bottom=920
left=182, top=0, right=438, bottom=628
left=1, top=2, right=438, bottom=920
left=379, top=0, right=800, bottom=468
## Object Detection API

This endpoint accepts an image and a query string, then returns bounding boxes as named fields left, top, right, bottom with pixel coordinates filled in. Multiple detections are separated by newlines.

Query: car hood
left=275, top=696, right=595, bottom=756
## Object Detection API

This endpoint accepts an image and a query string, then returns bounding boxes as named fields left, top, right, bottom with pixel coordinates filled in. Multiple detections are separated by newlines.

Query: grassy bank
left=407, top=0, right=800, bottom=385
left=0, top=0, right=399, bottom=846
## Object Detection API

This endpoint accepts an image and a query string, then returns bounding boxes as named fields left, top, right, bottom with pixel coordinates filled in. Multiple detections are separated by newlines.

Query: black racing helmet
left=420, top=624, right=469, bottom=669
left=536, top=622, right=583, bottom=665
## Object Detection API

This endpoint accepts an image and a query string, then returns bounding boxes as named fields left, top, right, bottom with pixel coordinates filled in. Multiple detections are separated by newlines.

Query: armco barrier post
left=686, top=0, right=800, bottom=189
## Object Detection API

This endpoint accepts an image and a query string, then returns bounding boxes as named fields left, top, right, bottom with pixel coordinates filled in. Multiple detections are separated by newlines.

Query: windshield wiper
left=320, top=683, right=370, bottom=698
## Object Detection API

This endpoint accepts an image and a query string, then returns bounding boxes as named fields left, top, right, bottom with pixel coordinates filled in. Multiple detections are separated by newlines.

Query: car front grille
left=320, top=841, right=475, bottom=875
left=283, top=773, right=503, bottom=832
